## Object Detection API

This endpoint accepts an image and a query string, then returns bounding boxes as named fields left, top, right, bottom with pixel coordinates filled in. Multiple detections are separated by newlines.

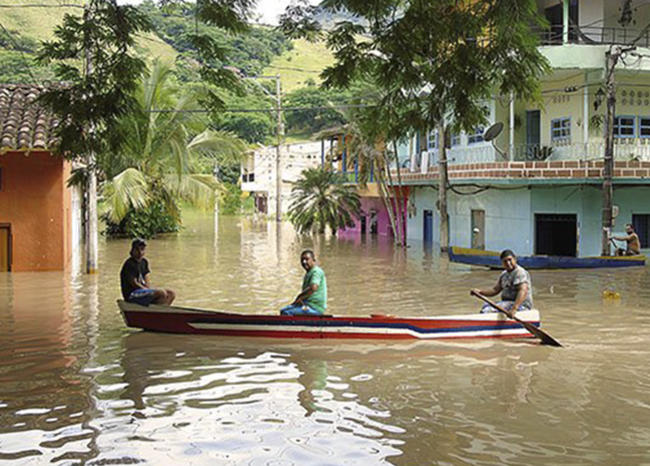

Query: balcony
left=534, top=25, right=650, bottom=48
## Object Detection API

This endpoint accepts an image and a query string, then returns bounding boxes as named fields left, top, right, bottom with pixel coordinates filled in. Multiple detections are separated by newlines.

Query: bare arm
left=293, top=284, right=319, bottom=305
left=612, top=234, right=632, bottom=242
left=471, top=280, right=502, bottom=298
left=143, top=273, right=151, bottom=288
left=510, top=282, right=529, bottom=316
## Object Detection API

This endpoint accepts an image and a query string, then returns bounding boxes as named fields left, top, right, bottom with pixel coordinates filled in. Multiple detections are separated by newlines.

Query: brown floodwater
left=1, top=211, right=650, bottom=465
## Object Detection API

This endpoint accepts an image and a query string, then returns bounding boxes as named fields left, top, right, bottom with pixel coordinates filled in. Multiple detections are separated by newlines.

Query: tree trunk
left=392, top=140, right=407, bottom=246
left=438, top=122, right=449, bottom=252
left=384, top=149, right=405, bottom=246
left=375, top=166, right=399, bottom=240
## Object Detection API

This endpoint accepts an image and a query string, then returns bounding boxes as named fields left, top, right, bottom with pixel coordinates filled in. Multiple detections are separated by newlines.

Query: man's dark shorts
left=128, top=288, right=156, bottom=306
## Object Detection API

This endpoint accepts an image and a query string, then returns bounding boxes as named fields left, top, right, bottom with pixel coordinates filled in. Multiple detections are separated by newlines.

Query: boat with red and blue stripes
left=118, top=300, right=541, bottom=341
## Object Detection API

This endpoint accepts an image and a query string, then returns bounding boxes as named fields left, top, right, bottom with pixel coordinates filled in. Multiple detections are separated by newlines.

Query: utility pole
left=84, top=4, right=98, bottom=274
left=274, top=75, right=283, bottom=222
left=601, top=45, right=634, bottom=256
left=437, top=121, right=449, bottom=252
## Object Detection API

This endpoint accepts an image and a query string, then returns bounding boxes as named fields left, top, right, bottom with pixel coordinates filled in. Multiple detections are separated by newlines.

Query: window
left=468, top=127, right=484, bottom=145
left=632, top=214, right=650, bottom=248
left=427, top=130, right=438, bottom=150
left=451, top=133, right=461, bottom=146
left=639, top=117, right=650, bottom=138
left=551, top=117, right=571, bottom=142
left=614, top=116, right=635, bottom=138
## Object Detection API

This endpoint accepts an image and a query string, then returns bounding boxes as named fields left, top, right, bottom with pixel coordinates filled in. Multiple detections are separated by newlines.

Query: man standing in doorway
left=281, top=250, right=327, bottom=316
left=471, top=249, right=533, bottom=317
left=610, top=223, right=641, bottom=256
left=120, top=238, right=176, bottom=306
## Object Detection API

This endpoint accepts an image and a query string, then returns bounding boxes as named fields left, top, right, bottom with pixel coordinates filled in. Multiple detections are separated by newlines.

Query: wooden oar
left=470, top=290, right=562, bottom=347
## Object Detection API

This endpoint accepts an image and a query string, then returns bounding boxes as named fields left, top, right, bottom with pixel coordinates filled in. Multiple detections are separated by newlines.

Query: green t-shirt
left=302, top=266, right=327, bottom=313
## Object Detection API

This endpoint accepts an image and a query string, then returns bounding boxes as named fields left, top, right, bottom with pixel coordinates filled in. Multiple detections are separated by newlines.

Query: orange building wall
left=0, top=151, right=72, bottom=271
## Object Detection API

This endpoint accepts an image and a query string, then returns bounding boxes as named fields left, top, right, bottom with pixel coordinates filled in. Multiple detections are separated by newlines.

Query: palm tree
left=100, top=60, right=247, bottom=224
left=288, top=168, right=361, bottom=235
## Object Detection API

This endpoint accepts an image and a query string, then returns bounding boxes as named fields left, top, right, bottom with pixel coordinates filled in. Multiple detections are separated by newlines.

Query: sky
left=116, top=0, right=320, bottom=26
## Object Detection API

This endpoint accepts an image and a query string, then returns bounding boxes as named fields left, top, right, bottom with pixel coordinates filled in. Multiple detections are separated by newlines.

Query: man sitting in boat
left=281, top=250, right=327, bottom=316
left=470, top=249, right=533, bottom=317
left=610, top=224, right=641, bottom=256
left=120, top=238, right=176, bottom=306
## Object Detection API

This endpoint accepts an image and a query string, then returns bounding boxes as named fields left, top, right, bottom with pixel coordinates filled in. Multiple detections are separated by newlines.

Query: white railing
left=408, top=141, right=650, bottom=167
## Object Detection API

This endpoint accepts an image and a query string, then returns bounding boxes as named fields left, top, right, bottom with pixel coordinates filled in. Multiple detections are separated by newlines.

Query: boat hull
left=118, top=300, right=540, bottom=341
left=449, top=246, right=645, bottom=269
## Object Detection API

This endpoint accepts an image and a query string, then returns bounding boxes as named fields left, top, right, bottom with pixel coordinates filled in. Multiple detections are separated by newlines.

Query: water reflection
left=1, top=213, right=650, bottom=464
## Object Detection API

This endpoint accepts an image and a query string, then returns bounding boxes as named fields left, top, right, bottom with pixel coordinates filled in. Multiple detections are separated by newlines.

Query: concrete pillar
left=563, top=0, right=570, bottom=44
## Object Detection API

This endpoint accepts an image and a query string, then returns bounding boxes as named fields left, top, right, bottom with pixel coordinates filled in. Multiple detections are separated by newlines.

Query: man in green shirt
left=281, top=250, right=327, bottom=316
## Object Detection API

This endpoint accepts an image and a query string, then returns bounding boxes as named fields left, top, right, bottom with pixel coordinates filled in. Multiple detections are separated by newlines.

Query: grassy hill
left=263, top=39, right=334, bottom=92
left=0, top=0, right=177, bottom=83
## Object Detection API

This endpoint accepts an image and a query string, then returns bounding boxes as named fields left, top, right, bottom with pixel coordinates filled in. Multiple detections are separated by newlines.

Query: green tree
left=281, top=0, right=550, bottom=250
left=100, top=61, right=246, bottom=234
left=284, top=86, right=348, bottom=134
left=288, top=168, right=361, bottom=235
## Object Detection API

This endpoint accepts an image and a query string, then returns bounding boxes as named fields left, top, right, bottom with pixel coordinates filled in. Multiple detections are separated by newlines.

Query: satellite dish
left=483, top=122, right=504, bottom=142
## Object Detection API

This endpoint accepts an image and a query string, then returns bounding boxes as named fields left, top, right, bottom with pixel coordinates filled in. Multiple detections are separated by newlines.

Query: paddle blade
left=470, top=290, right=563, bottom=347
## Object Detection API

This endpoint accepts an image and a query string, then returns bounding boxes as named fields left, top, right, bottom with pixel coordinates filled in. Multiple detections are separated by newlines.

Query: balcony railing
left=534, top=25, right=650, bottom=48
left=412, top=141, right=650, bottom=167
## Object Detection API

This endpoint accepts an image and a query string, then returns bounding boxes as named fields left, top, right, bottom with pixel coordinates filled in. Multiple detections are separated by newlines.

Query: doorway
left=369, top=209, right=378, bottom=235
left=535, top=214, right=577, bottom=256
left=423, top=210, right=433, bottom=244
left=0, top=224, right=11, bottom=271
left=544, top=1, right=578, bottom=44
left=360, top=215, right=367, bottom=234
left=526, top=110, right=541, bottom=159
left=471, top=209, right=485, bottom=249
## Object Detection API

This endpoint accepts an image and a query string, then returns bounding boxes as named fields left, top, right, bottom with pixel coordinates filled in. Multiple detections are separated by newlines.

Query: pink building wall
left=340, top=193, right=408, bottom=237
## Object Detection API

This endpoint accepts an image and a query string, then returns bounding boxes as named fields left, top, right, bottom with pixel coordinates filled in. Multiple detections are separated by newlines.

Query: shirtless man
left=610, top=223, right=641, bottom=256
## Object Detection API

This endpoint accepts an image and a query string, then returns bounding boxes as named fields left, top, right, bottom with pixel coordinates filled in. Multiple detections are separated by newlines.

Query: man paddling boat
left=120, top=239, right=175, bottom=306
left=281, top=250, right=327, bottom=316
left=610, top=223, right=641, bottom=256
left=470, top=249, right=533, bottom=318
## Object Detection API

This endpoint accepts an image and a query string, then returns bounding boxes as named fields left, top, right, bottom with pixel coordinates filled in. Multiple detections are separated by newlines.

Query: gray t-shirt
left=499, top=265, right=533, bottom=309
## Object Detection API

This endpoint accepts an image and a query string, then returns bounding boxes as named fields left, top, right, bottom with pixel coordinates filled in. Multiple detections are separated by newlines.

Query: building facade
left=0, top=85, right=81, bottom=271
left=241, top=141, right=323, bottom=218
left=396, top=0, right=650, bottom=257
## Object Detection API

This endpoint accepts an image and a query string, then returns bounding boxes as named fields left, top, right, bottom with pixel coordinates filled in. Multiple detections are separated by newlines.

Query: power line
left=149, top=103, right=377, bottom=114
left=0, top=3, right=83, bottom=8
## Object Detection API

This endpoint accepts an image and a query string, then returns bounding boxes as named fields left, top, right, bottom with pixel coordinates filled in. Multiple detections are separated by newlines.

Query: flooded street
left=1, top=212, right=650, bottom=465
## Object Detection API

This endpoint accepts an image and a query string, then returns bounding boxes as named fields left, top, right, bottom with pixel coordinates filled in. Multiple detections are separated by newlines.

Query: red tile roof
left=0, top=84, right=59, bottom=153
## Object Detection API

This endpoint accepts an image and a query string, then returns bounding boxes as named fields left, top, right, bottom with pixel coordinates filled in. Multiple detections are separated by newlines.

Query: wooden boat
left=118, top=300, right=540, bottom=341
left=449, top=246, right=645, bottom=269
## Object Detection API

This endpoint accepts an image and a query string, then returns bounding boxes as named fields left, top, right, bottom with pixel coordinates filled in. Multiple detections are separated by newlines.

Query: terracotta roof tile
left=0, top=84, right=60, bottom=153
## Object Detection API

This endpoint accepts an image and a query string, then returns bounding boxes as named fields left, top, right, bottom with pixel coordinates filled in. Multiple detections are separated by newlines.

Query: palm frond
left=102, top=168, right=150, bottom=223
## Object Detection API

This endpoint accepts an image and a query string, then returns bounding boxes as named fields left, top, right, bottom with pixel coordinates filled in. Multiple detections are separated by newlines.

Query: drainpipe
left=583, top=82, right=590, bottom=150
left=563, top=0, right=570, bottom=44
left=509, top=92, right=515, bottom=160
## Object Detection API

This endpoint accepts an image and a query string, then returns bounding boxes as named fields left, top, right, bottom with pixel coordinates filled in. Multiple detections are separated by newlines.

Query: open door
left=471, top=209, right=485, bottom=249
left=423, top=210, right=433, bottom=244
left=0, top=225, right=10, bottom=271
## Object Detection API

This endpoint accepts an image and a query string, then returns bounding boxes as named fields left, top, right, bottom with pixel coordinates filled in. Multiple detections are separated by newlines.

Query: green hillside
left=263, top=39, right=334, bottom=92
left=0, top=0, right=177, bottom=83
